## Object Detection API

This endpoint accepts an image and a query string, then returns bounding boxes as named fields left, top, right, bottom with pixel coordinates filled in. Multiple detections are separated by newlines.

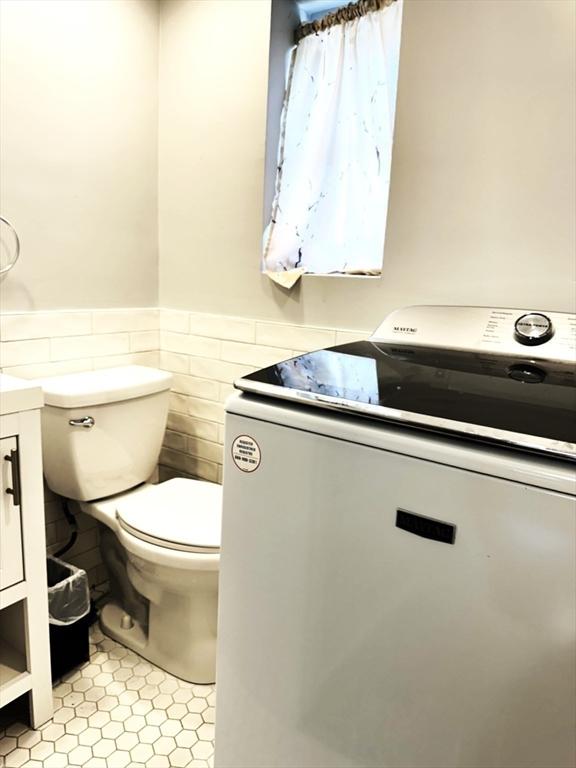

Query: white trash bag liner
left=47, top=555, right=90, bottom=626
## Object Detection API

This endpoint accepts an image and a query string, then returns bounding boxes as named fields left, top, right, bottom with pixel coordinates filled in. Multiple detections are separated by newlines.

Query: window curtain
left=263, top=0, right=403, bottom=288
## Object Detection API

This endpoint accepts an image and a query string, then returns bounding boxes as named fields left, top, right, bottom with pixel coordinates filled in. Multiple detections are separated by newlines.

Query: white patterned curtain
left=263, top=0, right=403, bottom=287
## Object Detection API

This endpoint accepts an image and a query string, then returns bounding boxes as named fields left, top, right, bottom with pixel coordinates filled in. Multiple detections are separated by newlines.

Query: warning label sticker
left=231, top=435, right=261, bottom=473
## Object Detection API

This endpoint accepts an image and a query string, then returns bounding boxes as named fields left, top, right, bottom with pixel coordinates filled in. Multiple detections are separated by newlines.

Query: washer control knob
left=514, top=313, right=554, bottom=346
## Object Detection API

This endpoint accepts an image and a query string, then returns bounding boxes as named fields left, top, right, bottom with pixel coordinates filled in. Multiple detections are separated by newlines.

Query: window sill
left=302, top=273, right=381, bottom=280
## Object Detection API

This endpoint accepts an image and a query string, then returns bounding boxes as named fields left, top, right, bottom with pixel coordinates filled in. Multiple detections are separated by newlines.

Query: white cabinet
left=0, top=436, right=24, bottom=590
left=0, top=375, right=52, bottom=728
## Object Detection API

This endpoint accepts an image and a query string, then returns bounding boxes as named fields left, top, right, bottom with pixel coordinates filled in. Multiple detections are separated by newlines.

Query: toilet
left=38, top=365, right=222, bottom=684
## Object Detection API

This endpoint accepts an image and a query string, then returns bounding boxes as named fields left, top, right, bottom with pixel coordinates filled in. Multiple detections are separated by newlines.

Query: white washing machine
left=214, top=306, right=576, bottom=768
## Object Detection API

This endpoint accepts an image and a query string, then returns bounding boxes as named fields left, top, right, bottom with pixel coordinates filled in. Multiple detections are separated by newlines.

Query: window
left=262, top=0, right=403, bottom=286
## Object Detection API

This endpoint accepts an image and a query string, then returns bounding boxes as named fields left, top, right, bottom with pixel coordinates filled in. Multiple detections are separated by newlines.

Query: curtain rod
left=295, top=0, right=397, bottom=43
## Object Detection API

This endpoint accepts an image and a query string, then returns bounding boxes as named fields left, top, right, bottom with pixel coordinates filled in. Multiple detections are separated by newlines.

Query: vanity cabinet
left=0, top=375, right=52, bottom=728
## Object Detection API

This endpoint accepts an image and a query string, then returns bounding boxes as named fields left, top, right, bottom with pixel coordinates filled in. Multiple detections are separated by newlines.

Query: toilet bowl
left=85, top=478, right=221, bottom=683
left=38, top=366, right=222, bottom=683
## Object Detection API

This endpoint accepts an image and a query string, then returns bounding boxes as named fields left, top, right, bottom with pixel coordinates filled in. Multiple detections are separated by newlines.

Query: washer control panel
left=371, top=306, right=576, bottom=364
left=514, top=313, right=554, bottom=346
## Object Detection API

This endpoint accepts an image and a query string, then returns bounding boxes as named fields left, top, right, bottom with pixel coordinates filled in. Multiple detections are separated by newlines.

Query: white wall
left=158, top=0, right=272, bottom=321
left=1, top=0, right=574, bottom=322
left=0, top=0, right=159, bottom=312
left=384, top=0, right=576, bottom=318
left=159, top=0, right=576, bottom=330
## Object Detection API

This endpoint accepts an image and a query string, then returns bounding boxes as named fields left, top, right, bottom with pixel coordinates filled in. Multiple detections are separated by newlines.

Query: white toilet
left=39, top=365, right=222, bottom=684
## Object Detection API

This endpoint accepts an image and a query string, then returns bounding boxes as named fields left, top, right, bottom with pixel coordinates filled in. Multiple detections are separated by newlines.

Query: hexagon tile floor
left=0, top=625, right=215, bottom=768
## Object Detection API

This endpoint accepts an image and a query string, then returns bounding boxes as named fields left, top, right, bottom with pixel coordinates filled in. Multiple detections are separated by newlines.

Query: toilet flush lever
left=69, top=416, right=95, bottom=428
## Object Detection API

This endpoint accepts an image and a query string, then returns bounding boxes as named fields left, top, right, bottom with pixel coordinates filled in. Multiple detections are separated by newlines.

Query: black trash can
left=47, top=556, right=93, bottom=681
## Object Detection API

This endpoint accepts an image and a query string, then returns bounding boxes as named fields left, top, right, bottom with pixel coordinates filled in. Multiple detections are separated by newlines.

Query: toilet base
left=99, top=598, right=216, bottom=685
left=100, top=600, right=149, bottom=656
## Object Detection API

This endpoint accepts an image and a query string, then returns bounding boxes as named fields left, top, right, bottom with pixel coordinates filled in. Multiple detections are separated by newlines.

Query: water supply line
left=54, top=497, right=79, bottom=558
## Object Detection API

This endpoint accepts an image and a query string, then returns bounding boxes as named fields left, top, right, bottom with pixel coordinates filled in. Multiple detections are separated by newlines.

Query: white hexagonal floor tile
left=203, top=707, right=216, bottom=724
left=116, top=731, right=139, bottom=751
left=146, top=709, right=168, bottom=727
left=3, top=746, right=29, bottom=767
left=134, top=662, right=153, bottom=677
left=130, top=742, right=155, bottom=763
left=100, top=658, right=120, bottom=674
left=147, top=755, right=171, bottom=768
left=153, top=735, right=177, bottom=756
left=87, top=710, right=110, bottom=729
left=173, top=687, right=195, bottom=704
left=171, top=746, right=195, bottom=767
left=182, top=713, right=204, bottom=731
left=139, top=724, right=162, bottom=745
left=167, top=702, right=188, bottom=720
left=92, top=738, right=116, bottom=759
left=53, top=733, right=78, bottom=753
left=118, top=686, right=140, bottom=704
left=62, top=692, right=84, bottom=709
left=43, top=752, right=69, bottom=768
left=192, top=740, right=215, bottom=760
left=124, top=714, right=147, bottom=733
left=30, top=741, right=54, bottom=762
left=106, top=680, right=126, bottom=697
left=38, top=723, right=64, bottom=743
left=113, top=666, right=133, bottom=682
left=65, top=717, right=88, bottom=736
left=187, top=698, right=208, bottom=714
left=107, top=749, right=131, bottom=767
left=16, top=730, right=40, bottom=749
left=160, top=719, right=181, bottom=738
left=153, top=693, right=173, bottom=710
left=176, top=729, right=198, bottom=749
left=139, top=684, right=160, bottom=701
left=197, top=723, right=215, bottom=742
left=75, top=701, right=97, bottom=719
left=52, top=707, right=75, bottom=725
left=0, top=624, right=217, bottom=768
left=101, top=720, right=124, bottom=740
left=0, top=737, right=17, bottom=757
left=67, top=744, right=92, bottom=766
left=83, top=686, right=106, bottom=703
left=158, top=677, right=179, bottom=695
left=77, top=727, right=100, bottom=747
left=110, top=704, right=132, bottom=722
left=52, top=683, right=72, bottom=698
left=146, top=669, right=165, bottom=686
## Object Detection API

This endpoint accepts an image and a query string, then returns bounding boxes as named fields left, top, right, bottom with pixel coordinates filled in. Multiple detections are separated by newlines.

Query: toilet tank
left=39, top=366, right=173, bottom=501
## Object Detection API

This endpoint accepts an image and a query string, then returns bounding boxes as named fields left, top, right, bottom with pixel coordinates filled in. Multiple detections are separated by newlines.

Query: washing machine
left=214, top=306, right=576, bottom=768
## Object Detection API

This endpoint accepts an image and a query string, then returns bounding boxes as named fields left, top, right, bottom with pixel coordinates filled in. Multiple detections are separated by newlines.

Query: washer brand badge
left=231, top=435, right=261, bottom=473
left=393, top=325, right=418, bottom=334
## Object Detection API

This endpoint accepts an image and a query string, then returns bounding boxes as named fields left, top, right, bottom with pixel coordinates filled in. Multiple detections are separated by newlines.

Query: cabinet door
left=0, top=436, right=24, bottom=590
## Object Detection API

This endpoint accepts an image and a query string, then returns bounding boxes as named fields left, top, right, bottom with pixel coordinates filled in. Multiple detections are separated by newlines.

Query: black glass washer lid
left=235, top=341, right=576, bottom=461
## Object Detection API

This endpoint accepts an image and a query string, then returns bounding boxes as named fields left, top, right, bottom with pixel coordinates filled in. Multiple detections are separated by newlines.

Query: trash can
left=47, top=555, right=93, bottom=681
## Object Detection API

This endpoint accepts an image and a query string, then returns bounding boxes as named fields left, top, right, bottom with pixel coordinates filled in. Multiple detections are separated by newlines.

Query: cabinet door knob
left=4, top=448, right=22, bottom=507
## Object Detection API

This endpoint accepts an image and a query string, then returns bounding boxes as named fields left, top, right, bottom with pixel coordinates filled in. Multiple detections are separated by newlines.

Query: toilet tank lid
left=39, top=366, right=173, bottom=408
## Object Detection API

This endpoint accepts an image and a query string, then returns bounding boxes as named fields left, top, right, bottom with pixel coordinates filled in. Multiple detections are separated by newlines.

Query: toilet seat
left=115, top=477, right=222, bottom=554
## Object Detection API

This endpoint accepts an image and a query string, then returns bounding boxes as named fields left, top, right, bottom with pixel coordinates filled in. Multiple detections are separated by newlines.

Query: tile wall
left=0, top=309, right=160, bottom=593
left=0, top=307, right=368, bottom=592
left=158, top=309, right=367, bottom=484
